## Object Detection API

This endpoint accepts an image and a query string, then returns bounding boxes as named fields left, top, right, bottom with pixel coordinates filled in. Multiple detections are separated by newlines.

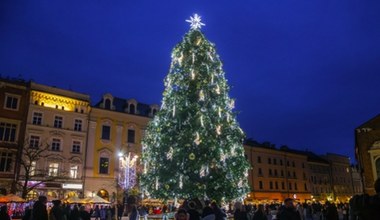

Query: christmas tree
left=141, top=14, right=250, bottom=203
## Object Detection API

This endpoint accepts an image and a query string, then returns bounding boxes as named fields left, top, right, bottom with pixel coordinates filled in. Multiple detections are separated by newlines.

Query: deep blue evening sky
left=1, top=1, right=380, bottom=161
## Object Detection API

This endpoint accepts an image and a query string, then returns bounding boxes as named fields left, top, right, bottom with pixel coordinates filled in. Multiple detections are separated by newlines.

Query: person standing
left=277, top=198, right=301, bottom=220
left=129, top=205, right=140, bottom=220
left=0, top=206, right=11, bottom=220
left=79, top=206, right=91, bottom=220
left=50, top=200, right=64, bottom=220
left=252, top=204, right=267, bottom=220
left=32, top=195, right=48, bottom=220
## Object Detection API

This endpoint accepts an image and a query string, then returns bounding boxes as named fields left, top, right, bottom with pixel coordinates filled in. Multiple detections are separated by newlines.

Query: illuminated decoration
left=118, top=153, right=138, bottom=190
left=141, top=15, right=250, bottom=203
left=186, top=14, right=205, bottom=30
left=31, top=90, right=89, bottom=112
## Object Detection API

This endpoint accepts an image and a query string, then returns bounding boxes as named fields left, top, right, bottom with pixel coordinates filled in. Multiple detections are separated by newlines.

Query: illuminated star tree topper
left=186, top=13, right=205, bottom=30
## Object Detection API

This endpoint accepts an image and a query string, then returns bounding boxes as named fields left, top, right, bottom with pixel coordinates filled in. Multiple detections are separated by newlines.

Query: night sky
left=1, top=1, right=380, bottom=161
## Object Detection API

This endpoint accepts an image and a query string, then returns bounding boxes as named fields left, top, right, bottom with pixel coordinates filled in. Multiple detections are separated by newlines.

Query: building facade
left=355, top=114, right=380, bottom=195
left=244, top=142, right=311, bottom=202
left=21, top=82, right=90, bottom=199
left=83, top=93, right=157, bottom=202
left=323, top=153, right=354, bottom=202
left=0, top=78, right=29, bottom=194
left=305, top=152, right=332, bottom=201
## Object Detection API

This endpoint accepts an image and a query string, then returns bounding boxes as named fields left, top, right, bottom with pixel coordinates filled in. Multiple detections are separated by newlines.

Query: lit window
left=30, top=161, right=36, bottom=176
left=70, top=165, right=78, bottom=179
left=0, top=152, right=13, bottom=172
left=0, top=122, right=17, bottom=142
left=4, top=94, right=19, bottom=110
left=48, top=163, right=59, bottom=176
left=99, top=157, right=109, bottom=174
left=74, top=119, right=82, bottom=131
left=32, top=112, right=43, bottom=125
left=29, top=135, right=40, bottom=148
left=54, top=116, right=63, bottom=128
left=72, top=141, right=81, bottom=153
left=51, top=138, right=61, bottom=151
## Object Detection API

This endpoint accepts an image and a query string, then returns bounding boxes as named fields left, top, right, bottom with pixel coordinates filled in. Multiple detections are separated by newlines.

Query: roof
left=93, top=96, right=154, bottom=117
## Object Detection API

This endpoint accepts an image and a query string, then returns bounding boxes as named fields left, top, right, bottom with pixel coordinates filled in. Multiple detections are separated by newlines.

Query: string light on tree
left=141, top=13, right=250, bottom=203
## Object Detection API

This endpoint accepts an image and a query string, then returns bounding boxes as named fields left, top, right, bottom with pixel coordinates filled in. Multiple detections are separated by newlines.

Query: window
left=280, top=160, right=283, bottom=166
left=54, top=116, right=63, bottom=128
left=51, top=138, right=61, bottom=151
left=30, top=161, right=36, bottom=176
left=72, top=141, right=81, bottom=153
left=275, top=182, right=279, bottom=189
left=293, top=171, right=297, bottom=178
left=270, top=181, right=273, bottom=189
left=274, top=169, right=278, bottom=176
left=304, top=183, right=308, bottom=191
left=48, top=163, right=59, bottom=176
left=4, top=94, right=19, bottom=110
left=281, top=170, right=284, bottom=177
left=104, top=99, right=111, bottom=109
left=257, top=156, right=261, bottom=163
left=129, top=104, right=135, bottom=114
left=0, top=122, right=17, bottom=142
left=273, top=158, right=277, bottom=165
left=258, top=168, right=262, bottom=176
left=70, top=165, right=78, bottom=179
left=268, top=158, right=271, bottom=164
left=269, top=169, right=272, bottom=176
left=295, top=183, right=298, bottom=190
left=74, top=119, right=82, bottom=131
left=259, top=181, right=263, bottom=189
left=99, top=157, right=109, bottom=174
left=282, top=182, right=285, bottom=190
left=32, top=112, right=42, bottom=125
left=292, top=161, right=295, bottom=167
left=287, top=161, right=290, bottom=166
left=29, top=135, right=40, bottom=148
left=289, top=182, right=292, bottom=190
left=0, top=152, right=12, bottom=172
left=127, top=129, right=135, bottom=143
left=101, top=125, right=111, bottom=140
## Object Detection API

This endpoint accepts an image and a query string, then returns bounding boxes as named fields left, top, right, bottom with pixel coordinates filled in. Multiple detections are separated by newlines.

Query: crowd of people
left=0, top=178, right=379, bottom=220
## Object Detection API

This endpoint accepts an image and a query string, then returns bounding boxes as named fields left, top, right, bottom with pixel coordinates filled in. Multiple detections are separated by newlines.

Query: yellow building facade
left=83, top=93, right=157, bottom=202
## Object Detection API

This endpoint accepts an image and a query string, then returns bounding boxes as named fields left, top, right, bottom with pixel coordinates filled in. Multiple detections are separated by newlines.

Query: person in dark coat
left=187, top=201, right=201, bottom=220
left=79, top=206, right=91, bottom=220
left=277, top=198, right=301, bottom=220
left=252, top=204, right=268, bottom=220
left=50, top=200, right=64, bottom=220
left=32, top=195, right=48, bottom=220
left=211, top=202, right=227, bottom=220
left=0, top=205, right=11, bottom=220
left=324, top=202, right=338, bottom=220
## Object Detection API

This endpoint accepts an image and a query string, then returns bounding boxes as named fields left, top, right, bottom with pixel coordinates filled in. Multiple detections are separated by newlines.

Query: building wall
left=324, top=153, right=354, bottom=201
left=83, top=94, right=154, bottom=202
left=0, top=78, right=29, bottom=194
left=21, top=82, right=90, bottom=199
left=244, top=144, right=311, bottom=202
left=355, top=119, right=380, bottom=195
left=307, top=161, right=332, bottom=201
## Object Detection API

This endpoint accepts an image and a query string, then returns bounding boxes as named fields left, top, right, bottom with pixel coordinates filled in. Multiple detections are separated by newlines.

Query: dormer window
left=129, top=104, right=135, bottom=114
left=104, top=99, right=111, bottom=110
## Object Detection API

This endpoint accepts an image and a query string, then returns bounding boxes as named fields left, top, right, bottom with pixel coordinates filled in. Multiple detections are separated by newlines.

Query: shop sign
left=62, top=183, right=83, bottom=189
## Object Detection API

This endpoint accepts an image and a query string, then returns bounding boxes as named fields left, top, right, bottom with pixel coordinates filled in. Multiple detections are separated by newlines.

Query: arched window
left=104, top=99, right=111, bottom=110
left=129, top=104, right=135, bottom=114
left=376, top=158, right=380, bottom=179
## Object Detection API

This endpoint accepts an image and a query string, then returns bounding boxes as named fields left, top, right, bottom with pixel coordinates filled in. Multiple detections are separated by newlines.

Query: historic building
left=355, top=114, right=380, bottom=195
left=244, top=141, right=311, bottom=202
left=22, top=82, right=90, bottom=199
left=323, top=153, right=354, bottom=201
left=350, top=164, right=363, bottom=195
left=83, top=93, right=158, bottom=202
left=0, top=78, right=30, bottom=194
